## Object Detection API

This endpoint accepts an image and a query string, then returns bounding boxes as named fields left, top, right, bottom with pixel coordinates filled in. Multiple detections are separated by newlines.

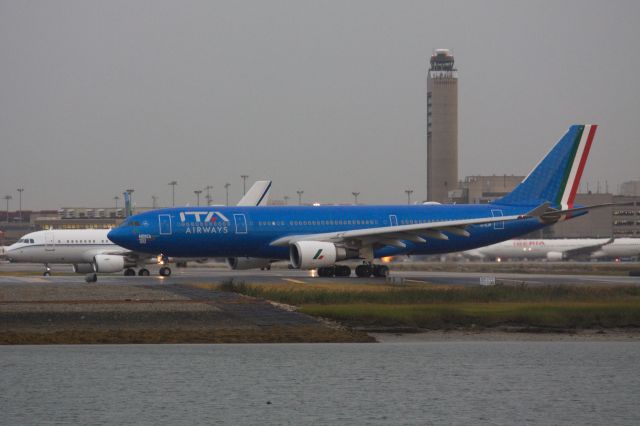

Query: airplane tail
left=495, top=124, right=597, bottom=209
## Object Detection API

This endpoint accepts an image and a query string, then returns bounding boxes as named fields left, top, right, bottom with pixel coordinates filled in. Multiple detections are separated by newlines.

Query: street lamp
left=283, top=195, right=290, bottom=205
left=16, top=188, right=24, bottom=223
left=151, top=195, right=158, bottom=209
left=204, top=185, right=213, bottom=206
left=224, top=183, right=231, bottom=206
left=405, top=189, right=414, bottom=205
left=194, top=190, right=202, bottom=207
left=352, top=192, right=360, bottom=205
left=241, top=175, right=249, bottom=195
left=297, top=190, right=304, bottom=205
left=168, top=181, right=178, bottom=207
left=4, top=195, right=12, bottom=223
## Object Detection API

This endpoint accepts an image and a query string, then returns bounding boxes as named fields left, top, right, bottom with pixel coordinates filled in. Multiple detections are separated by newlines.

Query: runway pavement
left=1, top=261, right=639, bottom=287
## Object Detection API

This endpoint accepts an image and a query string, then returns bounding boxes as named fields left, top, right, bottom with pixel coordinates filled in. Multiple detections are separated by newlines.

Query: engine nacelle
left=546, top=251, right=564, bottom=261
left=290, top=241, right=357, bottom=269
left=226, top=257, right=271, bottom=270
left=73, top=263, right=95, bottom=274
left=93, top=254, right=125, bottom=273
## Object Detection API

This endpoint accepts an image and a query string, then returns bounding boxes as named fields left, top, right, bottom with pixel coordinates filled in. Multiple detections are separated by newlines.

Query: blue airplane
left=108, top=124, right=603, bottom=278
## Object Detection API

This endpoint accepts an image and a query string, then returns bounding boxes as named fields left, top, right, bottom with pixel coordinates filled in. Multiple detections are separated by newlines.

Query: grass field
left=219, top=280, right=640, bottom=330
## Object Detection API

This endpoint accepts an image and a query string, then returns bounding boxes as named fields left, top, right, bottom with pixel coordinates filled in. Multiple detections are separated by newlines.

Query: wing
left=95, top=248, right=157, bottom=265
left=270, top=207, right=540, bottom=249
left=562, top=237, right=614, bottom=258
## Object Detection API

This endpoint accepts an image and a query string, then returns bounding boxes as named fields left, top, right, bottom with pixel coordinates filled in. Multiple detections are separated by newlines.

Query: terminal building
left=427, top=49, right=458, bottom=203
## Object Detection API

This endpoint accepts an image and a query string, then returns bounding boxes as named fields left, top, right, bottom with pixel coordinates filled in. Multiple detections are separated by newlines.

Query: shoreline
left=371, top=328, right=640, bottom=343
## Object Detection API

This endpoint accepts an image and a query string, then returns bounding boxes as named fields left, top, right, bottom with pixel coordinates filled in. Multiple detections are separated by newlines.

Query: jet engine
left=73, top=263, right=95, bottom=274
left=546, top=251, right=564, bottom=261
left=289, top=241, right=357, bottom=269
left=93, top=254, right=126, bottom=273
left=226, top=257, right=272, bottom=270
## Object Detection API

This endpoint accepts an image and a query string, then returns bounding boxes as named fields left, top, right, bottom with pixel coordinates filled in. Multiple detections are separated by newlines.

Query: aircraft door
left=234, top=214, right=248, bottom=234
left=491, top=209, right=505, bottom=230
left=45, top=231, right=55, bottom=251
left=389, top=215, right=398, bottom=227
left=159, top=214, right=172, bottom=235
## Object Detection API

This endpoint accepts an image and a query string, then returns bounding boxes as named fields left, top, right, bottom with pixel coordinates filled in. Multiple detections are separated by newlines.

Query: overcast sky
left=1, top=0, right=639, bottom=210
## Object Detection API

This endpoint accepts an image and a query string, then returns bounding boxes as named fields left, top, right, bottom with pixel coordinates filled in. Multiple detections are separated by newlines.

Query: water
left=1, top=342, right=639, bottom=425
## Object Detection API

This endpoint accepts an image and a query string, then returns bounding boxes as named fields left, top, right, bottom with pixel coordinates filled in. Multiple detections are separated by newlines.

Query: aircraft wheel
left=317, top=267, right=335, bottom=277
left=124, top=268, right=136, bottom=276
left=334, top=265, right=351, bottom=277
left=85, top=273, right=98, bottom=283
left=373, top=265, right=390, bottom=278
left=138, top=268, right=150, bottom=276
left=355, top=264, right=372, bottom=278
left=159, top=266, right=172, bottom=277
left=43, top=271, right=51, bottom=277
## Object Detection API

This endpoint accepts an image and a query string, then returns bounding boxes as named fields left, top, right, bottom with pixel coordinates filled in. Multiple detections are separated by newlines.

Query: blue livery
left=108, top=125, right=599, bottom=276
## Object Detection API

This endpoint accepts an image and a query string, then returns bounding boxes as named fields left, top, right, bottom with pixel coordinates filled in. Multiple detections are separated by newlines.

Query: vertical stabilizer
left=495, top=125, right=597, bottom=208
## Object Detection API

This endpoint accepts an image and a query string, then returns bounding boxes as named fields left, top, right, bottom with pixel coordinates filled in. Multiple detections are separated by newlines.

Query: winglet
left=237, top=180, right=272, bottom=206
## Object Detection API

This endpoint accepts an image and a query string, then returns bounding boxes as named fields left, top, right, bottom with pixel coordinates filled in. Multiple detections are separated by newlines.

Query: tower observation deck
left=427, top=48, right=458, bottom=203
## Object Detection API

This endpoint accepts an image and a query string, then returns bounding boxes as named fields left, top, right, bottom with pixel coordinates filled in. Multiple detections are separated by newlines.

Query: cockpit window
left=119, top=219, right=141, bottom=227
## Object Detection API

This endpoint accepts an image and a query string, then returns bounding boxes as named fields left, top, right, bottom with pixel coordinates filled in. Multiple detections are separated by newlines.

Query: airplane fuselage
left=109, top=203, right=548, bottom=259
left=5, top=229, right=117, bottom=264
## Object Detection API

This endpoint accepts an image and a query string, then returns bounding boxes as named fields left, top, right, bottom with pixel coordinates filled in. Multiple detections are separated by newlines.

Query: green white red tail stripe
left=557, top=124, right=597, bottom=212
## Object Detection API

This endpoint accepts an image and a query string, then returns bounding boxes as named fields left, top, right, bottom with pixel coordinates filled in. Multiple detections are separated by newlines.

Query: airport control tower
left=427, top=49, right=458, bottom=203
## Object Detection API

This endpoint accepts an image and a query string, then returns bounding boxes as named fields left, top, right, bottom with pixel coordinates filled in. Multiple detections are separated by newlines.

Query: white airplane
left=464, top=237, right=640, bottom=261
left=3, top=180, right=273, bottom=282
left=589, top=238, right=640, bottom=260
left=5, top=228, right=162, bottom=280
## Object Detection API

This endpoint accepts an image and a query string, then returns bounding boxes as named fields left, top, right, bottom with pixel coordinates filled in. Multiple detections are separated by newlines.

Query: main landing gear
left=85, top=273, right=98, bottom=283
left=355, top=263, right=389, bottom=278
left=317, top=265, right=352, bottom=277
left=43, top=264, right=51, bottom=276
left=316, top=263, right=389, bottom=278
left=123, top=267, right=172, bottom=277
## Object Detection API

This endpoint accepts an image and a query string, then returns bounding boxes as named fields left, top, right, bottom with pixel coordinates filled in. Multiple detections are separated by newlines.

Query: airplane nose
left=108, top=228, right=132, bottom=248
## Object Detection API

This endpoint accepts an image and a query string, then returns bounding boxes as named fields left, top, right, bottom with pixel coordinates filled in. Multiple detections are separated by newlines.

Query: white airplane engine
left=73, top=264, right=95, bottom=274
left=93, top=254, right=125, bottom=273
left=289, top=241, right=358, bottom=269
left=546, top=251, right=564, bottom=261
left=226, top=257, right=271, bottom=270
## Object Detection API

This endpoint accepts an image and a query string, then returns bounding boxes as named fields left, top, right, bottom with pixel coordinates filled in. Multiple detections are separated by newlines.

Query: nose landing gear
left=43, top=264, right=51, bottom=277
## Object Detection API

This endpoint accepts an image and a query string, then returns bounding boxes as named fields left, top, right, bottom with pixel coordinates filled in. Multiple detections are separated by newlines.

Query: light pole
left=224, top=183, right=230, bottom=206
left=297, top=190, right=304, bottom=205
left=4, top=195, right=12, bottom=222
left=405, top=189, right=414, bottom=205
left=283, top=195, right=290, bottom=205
left=204, top=185, right=213, bottom=206
left=194, top=190, right=202, bottom=207
left=352, top=192, right=360, bottom=205
left=16, top=188, right=24, bottom=222
left=241, top=175, right=249, bottom=195
left=152, top=195, right=158, bottom=209
left=168, top=181, right=178, bottom=207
